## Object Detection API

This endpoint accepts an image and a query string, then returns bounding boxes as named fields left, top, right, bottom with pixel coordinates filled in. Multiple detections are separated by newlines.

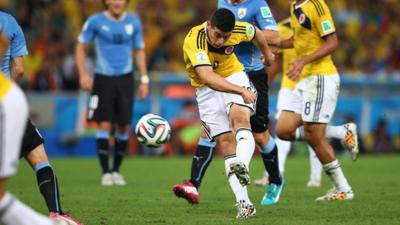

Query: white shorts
left=0, top=85, right=28, bottom=178
left=282, top=75, right=340, bottom=123
left=275, top=88, right=294, bottom=120
left=196, top=71, right=255, bottom=139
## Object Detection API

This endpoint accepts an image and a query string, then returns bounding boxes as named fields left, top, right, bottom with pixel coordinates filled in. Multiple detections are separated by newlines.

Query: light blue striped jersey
left=218, top=0, right=277, bottom=72
left=0, top=11, right=28, bottom=77
left=78, top=12, right=144, bottom=76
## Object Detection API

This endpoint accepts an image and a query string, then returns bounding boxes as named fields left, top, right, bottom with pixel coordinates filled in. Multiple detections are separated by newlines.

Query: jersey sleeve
left=255, top=0, right=278, bottom=31
left=9, top=17, right=28, bottom=57
left=132, top=17, right=145, bottom=50
left=313, top=0, right=336, bottom=37
left=78, top=16, right=96, bottom=44
left=183, top=31, right=211, bottom=68
left=233, top=21, right=256, bottom=42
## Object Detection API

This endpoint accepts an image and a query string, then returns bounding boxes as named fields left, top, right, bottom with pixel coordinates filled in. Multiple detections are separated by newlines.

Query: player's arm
left=252, top=26, right=275, bottom=66
left=195, top=66, right=255, bottom=104
left=132, top=17, right=149, bottom=99
left=0, top=32, right=9, bottom=59
left=75, top=18, right=96, bottom=91
left=266, top=53, right=282, bottom=85
left=279, top=36, right=294, bottom=49
left=75, top=42, right=92, bottom=91
left=10, top=56, right=24, bottom=82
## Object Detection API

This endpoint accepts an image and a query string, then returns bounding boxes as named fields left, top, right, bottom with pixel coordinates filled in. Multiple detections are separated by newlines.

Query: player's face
left=105, top=0, right=127, bottom=16
left=207, top=22, right=232, bottom=48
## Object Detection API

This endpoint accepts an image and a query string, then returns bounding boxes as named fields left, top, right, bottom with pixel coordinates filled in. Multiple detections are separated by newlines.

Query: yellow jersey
left=278, top=18, right=297, bottom=90
left=0, top=73, right=12, bottom=101
left=183, top=21, right=256, bottom=88
left=290, top=0, right=338, bottom=78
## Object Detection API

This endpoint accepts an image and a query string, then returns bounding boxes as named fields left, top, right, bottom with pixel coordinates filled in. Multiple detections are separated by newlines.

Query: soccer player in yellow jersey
left=0, top=32, right=65, bottom=225
left=276, top=0, right=357, bottom=201
left=182, top=8, right=274, bottom=218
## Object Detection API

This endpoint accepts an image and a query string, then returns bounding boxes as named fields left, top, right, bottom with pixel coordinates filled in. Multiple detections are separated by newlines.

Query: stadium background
left=1, top=0, right=400, bottom=156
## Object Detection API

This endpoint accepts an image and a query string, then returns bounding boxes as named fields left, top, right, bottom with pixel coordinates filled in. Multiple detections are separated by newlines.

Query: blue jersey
left=78, top=12, right=145, bottom=76
left=0, top=11, right=28, bottom=77
left=218, top=0, right=277, bottom=72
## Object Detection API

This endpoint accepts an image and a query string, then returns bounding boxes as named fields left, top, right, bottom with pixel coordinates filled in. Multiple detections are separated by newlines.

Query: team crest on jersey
left=225, top=46, right=234, bottom=54
left=299, top=14, right=306, bottom=24
left=238, top=8, right=247, bottom=19
left=125, top=24, right=134, bottom=35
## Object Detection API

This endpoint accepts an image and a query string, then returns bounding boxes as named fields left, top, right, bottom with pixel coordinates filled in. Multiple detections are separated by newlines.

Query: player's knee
left=303, top=129, right=324, bottom=146
left=230, top=115, right=250, bottom=130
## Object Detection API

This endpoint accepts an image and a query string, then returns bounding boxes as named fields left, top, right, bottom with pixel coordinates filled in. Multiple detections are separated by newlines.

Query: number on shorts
left=304, top=101, right=311, bottom=115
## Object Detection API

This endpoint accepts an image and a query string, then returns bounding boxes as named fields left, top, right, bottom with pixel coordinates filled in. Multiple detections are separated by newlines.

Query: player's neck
left=105, top=11, right=126, bottom=21
left=230, top=0, right=244, bottom=4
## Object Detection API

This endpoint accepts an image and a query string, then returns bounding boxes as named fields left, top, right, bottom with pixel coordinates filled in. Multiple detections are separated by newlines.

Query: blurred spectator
left=0, top=0, right=398, bottom=88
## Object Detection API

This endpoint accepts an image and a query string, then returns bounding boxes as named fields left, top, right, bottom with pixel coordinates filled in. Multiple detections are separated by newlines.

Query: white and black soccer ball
left=135, top=114, right=171, bottom=148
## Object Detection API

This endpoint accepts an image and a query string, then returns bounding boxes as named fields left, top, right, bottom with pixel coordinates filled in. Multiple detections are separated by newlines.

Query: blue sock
left=189, top=138, right=216, bottom=188
left=259, top=137, right=282, bottom=185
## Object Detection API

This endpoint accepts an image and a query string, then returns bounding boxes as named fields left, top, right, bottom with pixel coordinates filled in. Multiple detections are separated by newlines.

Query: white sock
left=0, top=193, right=54, bottom=225
left=308, top=145, right=322, bottom=182
left=325, top=125, right=347, bottom=140
left=295, top=126, right=305, bottom=140
left=323, top=160, right=352, bottom=192
left=276, top=137, right=291, bottom=175
left=235, top=128, right=255, bottom=169
left=224, top=155, right=251, bottom=204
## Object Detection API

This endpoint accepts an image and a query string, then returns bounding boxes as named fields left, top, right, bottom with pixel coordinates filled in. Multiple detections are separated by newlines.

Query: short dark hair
left=210, top=8, right=235, bottom=32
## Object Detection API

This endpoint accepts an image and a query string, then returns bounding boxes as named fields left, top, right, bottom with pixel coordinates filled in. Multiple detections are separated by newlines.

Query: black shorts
left=88, top=73, right=134, bottom=124
left=248, top=69, right=270, bottom=133
left=20, top=119, right=44, bottom=158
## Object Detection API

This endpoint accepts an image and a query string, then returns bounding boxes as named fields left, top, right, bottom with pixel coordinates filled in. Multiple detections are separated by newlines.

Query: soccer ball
left=135, top=114, right=171, bottom=148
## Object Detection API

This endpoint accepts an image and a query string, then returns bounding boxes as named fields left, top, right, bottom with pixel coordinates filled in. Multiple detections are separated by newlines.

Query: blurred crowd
left=0, top=0, right=399, bottom=91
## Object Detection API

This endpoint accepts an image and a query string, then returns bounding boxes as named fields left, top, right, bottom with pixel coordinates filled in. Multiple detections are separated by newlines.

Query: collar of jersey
left=203, top=22, right=211, bottom=45
left=295, top=0, right=309, bottom=9
left=103, top=11, right=127, bottom=22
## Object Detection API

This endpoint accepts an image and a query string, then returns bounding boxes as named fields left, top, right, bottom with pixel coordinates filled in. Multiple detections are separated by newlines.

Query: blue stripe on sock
left=115, top=132, right=129, bottom=141
left=195, top=147, right=214, bottom=182
left=96, top=130, right=110, bottom=139
left=260, top=137, right=276, bottom=154
left=198, top=137, right=216, bottom=148
left=34, top=162, right=50, bottom=172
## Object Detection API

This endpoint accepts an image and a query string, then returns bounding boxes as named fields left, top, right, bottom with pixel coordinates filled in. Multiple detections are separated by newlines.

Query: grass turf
left=8, top=154, right=400, bottom=225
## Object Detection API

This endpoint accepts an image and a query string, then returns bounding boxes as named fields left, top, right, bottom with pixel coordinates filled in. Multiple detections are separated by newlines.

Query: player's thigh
left=275, top=110, right=302, bottom=138
left=196, top=86, right=230, bottom=140
left=0, top=85, right=28, bottom=178
left=300, top=75, right=340, bottom=123
left=87, top=74, right=114, bottom=122
left=20, top=119, right=45, bottom=157
left=115, top=73, right=134, bottom=125
left=248, top=70, right=270, bottom=133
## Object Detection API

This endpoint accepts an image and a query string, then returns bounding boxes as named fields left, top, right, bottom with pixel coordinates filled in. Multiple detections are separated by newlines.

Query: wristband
left=140, top=75, right=149, bottom=84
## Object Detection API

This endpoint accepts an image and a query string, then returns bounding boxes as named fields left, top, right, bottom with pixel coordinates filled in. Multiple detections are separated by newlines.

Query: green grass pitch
left=8, top=154, right=400, bottom=225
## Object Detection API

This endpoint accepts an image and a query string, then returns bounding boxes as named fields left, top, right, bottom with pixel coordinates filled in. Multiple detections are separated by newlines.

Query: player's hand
left=137, top=83, right=149, bottom=99
left=260, top=54, right=275, bottom=66
left=287, top=58, right=305, bottom=81
left=241, top=88, right=256, bottom=104
left=79, top=72, right=93, bottom=91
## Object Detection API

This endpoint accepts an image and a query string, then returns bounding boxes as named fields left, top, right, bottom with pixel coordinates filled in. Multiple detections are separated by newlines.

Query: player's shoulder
left=85, top=12, right=104, bottom=23
left=125, top=12, right=141, bottom=23
left=278, top=17, right=291, bottom=27
left=307, top=0, right=329, bottom=16
left=183, top=23, right=206, bottom=48
left=233, top=21, right=253, bottom=32
left=0, top=11, right=18, bottom=25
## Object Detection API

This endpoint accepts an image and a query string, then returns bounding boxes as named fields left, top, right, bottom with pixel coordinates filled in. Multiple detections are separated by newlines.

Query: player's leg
left=0, top=85, right=56, bottom=225
left=173, top=128, right=215, bottom=204
left=111, top=124, right=129, bottom=186
left=307, top=145, right=322, bottom=187
left=87, top=74, right=114, bottom=186
left=216, top=133, right=255, bottom=219
left=300, top=75, right=353, bottom=200
left=111, top=73, right=135, bottom=185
